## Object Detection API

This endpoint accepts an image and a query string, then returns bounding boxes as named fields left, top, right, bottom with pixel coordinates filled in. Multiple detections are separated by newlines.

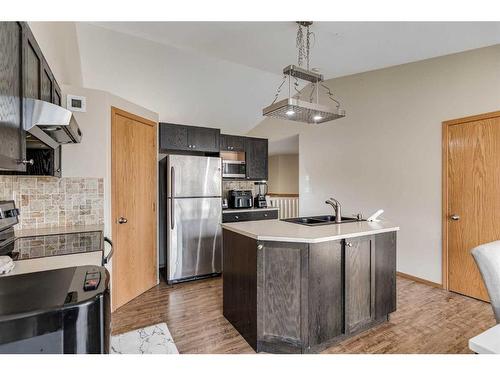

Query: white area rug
left=110, top=323, right=179, bottom=354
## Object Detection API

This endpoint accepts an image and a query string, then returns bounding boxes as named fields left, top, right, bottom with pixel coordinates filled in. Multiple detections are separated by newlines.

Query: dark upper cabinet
left=245, top=137, right=268, bottom=180
left=159, top=123, right=220, bottom=153
left=40, top=62, right=53, bottom=102
left=160, top=123, right=189, bottom=151
left=22, top=23, right=61, bottom=107
left=0, top=22, right=64, bottom=176
left=188, top=126, right=219, bottom=152
left=0, top=22, right=26, bottom=172
left=53, top=84, right=62, bottom=106
left=220, top=134, right=246, bottom=152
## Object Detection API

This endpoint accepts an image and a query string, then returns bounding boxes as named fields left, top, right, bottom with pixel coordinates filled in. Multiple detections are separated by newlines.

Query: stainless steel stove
left=0, top=200, right=111, bottom=354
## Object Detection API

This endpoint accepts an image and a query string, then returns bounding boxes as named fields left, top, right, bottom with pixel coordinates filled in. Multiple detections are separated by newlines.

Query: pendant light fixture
left=262, top=21, right=345, bottom=124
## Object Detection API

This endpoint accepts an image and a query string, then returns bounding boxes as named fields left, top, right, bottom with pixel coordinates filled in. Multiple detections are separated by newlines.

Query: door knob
left=450, top=214, right=460, bottom=221
left=346, top=242, right=353, bottom=247
left=117, top=217, right=128, bottom=224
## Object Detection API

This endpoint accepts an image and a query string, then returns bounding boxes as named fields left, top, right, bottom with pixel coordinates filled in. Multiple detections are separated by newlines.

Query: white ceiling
left=93, top=22, right=500, bottom=79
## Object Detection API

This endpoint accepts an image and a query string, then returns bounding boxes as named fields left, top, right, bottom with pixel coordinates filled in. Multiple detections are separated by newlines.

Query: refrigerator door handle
left=171, top=166, right=175, bottom=229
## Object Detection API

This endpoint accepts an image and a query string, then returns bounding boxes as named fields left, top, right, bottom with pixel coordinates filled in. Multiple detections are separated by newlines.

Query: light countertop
left=469, top=324, right=500, bottom=354
left=14, top=224, right=104, bottom=238
left=223, top=207, right=279, bottom=214
left=221, top=219, right=399, bottom=243
left=1, top=251, right=103, bottom=277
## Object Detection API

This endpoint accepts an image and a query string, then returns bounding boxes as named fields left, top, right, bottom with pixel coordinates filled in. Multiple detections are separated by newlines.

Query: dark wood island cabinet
left=222, top=220, right=398, bottom=354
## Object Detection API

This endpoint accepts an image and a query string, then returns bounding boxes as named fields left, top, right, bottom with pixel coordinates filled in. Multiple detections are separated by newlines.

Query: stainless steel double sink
left=282, top=215, right=364, bottom=226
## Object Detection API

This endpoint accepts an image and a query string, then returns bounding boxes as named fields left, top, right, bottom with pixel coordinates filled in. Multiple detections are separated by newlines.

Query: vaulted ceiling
left=61, top=22, right=500, bottom=135
left=94, top=22, right=500, bottom=79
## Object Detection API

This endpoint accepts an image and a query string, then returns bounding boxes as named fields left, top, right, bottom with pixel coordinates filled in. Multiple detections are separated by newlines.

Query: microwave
left=222, top=160, right=246, bottom=179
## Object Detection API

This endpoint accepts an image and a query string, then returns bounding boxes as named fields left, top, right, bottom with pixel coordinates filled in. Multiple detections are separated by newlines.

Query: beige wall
left=268, top=154, right=299, bottom=195
left=29, top=22, right=83, bottom=86
left=250, top=45, right=500, bottom=284
left=61, top=85, right=159, bottom=240
left=61, top=85, right=159, bottom=284
left=73, top=22, right=281, bottom=135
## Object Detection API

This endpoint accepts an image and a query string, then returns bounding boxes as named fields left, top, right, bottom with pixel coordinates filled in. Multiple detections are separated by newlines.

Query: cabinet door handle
left=19, top=159, right=34, bottom=165
left=346, top=242, right=353, bottom=247
left=450, top=214, right=460, bottom=221
left=234, top=215, right=239, bottom=220
left=257, top=244, right=263, bottom=250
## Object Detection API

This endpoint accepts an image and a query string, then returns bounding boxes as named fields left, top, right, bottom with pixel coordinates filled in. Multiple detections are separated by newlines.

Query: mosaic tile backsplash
left=13, top=231, right=103, bottom=260
left=0, top=176, right=104, bottom=230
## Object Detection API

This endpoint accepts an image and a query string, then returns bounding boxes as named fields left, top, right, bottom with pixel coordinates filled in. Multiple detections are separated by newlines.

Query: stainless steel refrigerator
left=166, top=154, right=222, bottom=283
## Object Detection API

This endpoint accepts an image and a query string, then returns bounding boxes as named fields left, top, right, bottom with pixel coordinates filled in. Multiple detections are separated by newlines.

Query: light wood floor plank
left=112, top=276, right=495, bottom=354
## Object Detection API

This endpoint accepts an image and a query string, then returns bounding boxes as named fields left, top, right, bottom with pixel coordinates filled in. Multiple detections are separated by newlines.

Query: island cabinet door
left=344, top=236, right=375, bottom=334
left=308, top=240, right=344, bottom=348
left=374, top=232, right=397, bottom=319
left=256, top=241, right=308, bottom=354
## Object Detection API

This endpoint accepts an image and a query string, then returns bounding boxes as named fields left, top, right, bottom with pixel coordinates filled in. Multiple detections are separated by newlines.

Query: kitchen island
left=221, top=219, right=399, bottom=353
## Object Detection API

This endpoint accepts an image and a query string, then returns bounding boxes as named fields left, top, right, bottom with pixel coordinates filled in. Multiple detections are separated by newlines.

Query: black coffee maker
left=254, top=182, right=268, bottom=208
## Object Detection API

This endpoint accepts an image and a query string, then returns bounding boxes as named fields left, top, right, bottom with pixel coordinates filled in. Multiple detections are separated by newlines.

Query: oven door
left=222, top=160, right=246, bottom=178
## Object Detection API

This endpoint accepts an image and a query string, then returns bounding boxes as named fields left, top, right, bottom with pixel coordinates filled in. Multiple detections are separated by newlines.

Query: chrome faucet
left=325, top=198, right=342, bottom=223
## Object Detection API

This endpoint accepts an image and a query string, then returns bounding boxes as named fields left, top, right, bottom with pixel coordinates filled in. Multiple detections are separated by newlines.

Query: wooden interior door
left=111, top=107, right=158, bottom=310
left=443, top=111, right=500, bottom=301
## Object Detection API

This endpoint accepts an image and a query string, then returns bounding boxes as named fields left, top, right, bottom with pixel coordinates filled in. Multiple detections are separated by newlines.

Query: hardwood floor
left=112, top=275, right=495, bottom=354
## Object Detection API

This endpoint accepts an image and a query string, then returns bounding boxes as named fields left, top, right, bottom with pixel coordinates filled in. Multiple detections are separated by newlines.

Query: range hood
left=24, top=98, right=83, bottom=149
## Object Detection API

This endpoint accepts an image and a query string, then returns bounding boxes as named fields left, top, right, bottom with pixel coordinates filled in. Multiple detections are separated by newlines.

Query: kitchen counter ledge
left=14, top=224, right=104, bottom=238
left=221, top=218, right=399, bottom=243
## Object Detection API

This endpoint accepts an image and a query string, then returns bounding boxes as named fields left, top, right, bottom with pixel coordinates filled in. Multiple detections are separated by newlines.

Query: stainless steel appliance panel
left=167, top=197, right=222, bottom=282
left=222, top=160, right=246, bottom=179
left=167, top=155, right=221, bottom=198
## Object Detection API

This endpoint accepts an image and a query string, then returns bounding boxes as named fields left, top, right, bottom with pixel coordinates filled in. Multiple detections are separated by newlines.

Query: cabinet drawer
left=250, top=210, right=278, bottom=221
left=222, top=210, right=278, bottom=223
left=223, top=212, right=251, bottom=223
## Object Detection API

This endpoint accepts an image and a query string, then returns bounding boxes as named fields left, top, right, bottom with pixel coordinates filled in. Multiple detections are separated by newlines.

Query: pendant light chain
left=297, top=23, right=312, bottom=70
left=296, top=24, right=304, bottom=68
left=306, top=24, right=310, bottom=71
